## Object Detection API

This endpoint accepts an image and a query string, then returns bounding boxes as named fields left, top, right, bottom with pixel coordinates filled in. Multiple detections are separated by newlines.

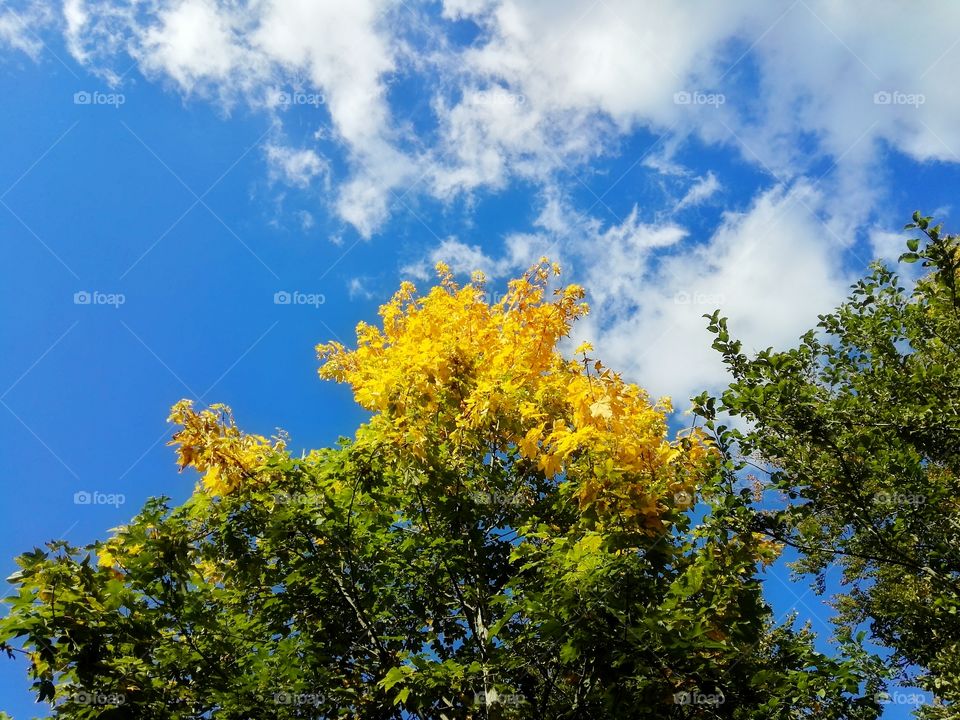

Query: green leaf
left=380, top=665, right=411, bottom=691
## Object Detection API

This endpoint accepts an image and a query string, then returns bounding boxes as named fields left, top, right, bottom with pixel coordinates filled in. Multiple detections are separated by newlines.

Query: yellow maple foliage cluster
left=317, top=259, right=712, bottom=532
left=167, top=400, right=283, bottom=496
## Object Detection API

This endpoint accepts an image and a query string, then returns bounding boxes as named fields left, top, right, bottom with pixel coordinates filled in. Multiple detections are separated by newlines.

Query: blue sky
left=2, top=1, right=959, bottom=716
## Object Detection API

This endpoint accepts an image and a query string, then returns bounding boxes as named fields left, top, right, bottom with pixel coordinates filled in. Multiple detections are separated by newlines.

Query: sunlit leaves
left=318, top=258, right=709, bottom=532
left=0, top=259, right=884, bottom=719
left=167, top=400, right=285, bottom=496
left=703, top=213, right=960, bottom=718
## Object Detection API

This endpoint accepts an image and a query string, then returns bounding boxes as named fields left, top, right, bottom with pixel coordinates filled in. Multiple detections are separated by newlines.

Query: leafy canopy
left=316, top=260, right=707, bottom=533
left=1, top=259, right=880, bottom=719
left=696, top=213, right=960, bottom=718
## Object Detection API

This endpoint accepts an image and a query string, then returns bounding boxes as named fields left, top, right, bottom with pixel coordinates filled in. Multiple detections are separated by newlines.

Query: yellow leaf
left=589, top=398, right=613, bottom=420
left=309, top=258, right=715, bottom=535
left=538, top=452, right=564, bottom=478
left=97, top=547, right=117, bottom=567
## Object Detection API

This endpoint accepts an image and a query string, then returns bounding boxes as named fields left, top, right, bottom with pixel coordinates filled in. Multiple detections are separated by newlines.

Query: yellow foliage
left=167, top=400, right=283, bottom=496
left=752, top=533, right=785, bottom=568
left=317, top=259, right=713, bottom=532
left=96, top=545, right=117, bottom=568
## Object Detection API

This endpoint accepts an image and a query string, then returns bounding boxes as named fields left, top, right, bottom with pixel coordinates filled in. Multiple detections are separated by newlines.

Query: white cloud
left=63, top=1, right=144, bottom=85
left=426, top=185, right=852, bottom=409
left=461, top=1, right=751, bottom=126
left=33, top=0, right=960, bottom=237
left=441, top=0, right=498, bottom=20
left=249, top=0, right=413, bottom=238
left=334, top=142, right=414, bottom=239
left=7, top=0, right=948, bottom=413
left=347, top=277, right=375, bottom=301
left=297, top=210, right=315, bottom=231
left=56, top=0, right=409, bottom=236
left=676, top=172, right=721, bottom=211
left=0, top=2, right=55, bottom=59
left=575, top=183, right=853, bottom=406
left=4, top=0, right=952, bottom=401
left=63, top=0, right=90, bottom=63
left=265, top=144, right=327, bottom=188
left=428, top=0, right=960, bottom=210
left=429, top=87, right=540, bottom=196
left=138, top=0, right=243, bottom=92
left=401, top=237, right=503, bottom=280
left=869, top=228, right=908, bottom=266
left=736, top=2, right=960, bottom=166
left=252, top=1, right=393, bottom=144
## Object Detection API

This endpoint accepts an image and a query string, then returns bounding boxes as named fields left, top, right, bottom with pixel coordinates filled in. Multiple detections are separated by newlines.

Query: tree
left=696, top=213, right=960, bottom=718
left=1, top=261, right=879, bottom=718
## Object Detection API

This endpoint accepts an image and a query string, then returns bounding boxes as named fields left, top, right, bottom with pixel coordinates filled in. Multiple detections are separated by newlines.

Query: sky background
left=1, top=0, right=959, bottom=716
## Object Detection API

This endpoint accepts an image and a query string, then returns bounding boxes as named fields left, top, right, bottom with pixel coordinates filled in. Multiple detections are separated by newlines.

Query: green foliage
left=2, top=445, right=881, bottom=718
left=697, top=212, right=960, bottom=718
left=0, top=265, right=883, bottom=719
